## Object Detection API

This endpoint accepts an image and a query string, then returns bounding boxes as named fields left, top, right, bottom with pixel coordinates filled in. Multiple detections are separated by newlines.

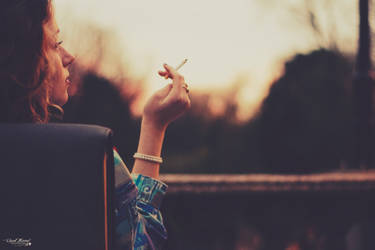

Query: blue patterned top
left=113, top=149, right=167, bottom=250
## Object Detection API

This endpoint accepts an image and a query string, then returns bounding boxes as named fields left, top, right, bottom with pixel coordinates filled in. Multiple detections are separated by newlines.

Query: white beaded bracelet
left=133, top=152, right=163, bottom=164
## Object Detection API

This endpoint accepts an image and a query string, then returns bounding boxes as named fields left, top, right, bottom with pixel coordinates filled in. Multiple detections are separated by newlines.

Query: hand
left=143, top=63, right=191, bottom=131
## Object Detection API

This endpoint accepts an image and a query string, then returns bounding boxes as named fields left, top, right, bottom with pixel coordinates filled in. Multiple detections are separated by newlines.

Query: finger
left=158, top=70, right=169, bottom=79
left=164, top=64, right=187, bottom=91
left=158, top=70, right=168, bottom=76
left=158, top=70, right=171, bottom=80
left=163, top=64, right=179, bottom=80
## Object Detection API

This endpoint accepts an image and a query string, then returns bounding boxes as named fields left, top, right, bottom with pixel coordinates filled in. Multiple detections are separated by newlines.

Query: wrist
left=132, top=117, right=166, bottom=179
left=137, top=116, right=166, bottom=157
left=141, top=116, right=167, bottom=135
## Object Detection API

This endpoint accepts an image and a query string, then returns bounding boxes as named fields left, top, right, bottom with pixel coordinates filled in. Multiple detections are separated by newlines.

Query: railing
left=161, top=171, right=375, bottom=194
left=160, top=171, right=375, bottom=250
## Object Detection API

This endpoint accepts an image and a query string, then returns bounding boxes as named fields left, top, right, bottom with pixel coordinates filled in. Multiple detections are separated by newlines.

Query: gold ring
left=182, top=83, right=189, bottom=93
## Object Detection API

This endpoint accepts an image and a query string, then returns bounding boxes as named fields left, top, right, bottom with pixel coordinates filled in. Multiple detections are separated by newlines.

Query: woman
left=0, top=0, right=191, bottom=249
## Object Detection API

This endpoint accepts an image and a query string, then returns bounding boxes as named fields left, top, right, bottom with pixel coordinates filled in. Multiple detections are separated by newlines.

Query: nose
left=61, top=47, right=75, bottom=68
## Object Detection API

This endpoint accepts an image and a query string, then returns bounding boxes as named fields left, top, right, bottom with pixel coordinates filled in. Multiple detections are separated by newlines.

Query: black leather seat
left=0, top=123, right=116, bottom=250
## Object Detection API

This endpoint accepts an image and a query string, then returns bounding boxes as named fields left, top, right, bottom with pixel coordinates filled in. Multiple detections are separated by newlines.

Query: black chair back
left=0, top=123, right=115, bottom=250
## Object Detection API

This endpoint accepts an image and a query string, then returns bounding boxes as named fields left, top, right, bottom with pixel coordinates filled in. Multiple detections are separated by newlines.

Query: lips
left=65, top=76, right=71, bottom=85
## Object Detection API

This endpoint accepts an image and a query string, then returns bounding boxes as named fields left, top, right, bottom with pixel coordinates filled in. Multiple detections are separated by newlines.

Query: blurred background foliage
left=59, top=0, right=363, bottom=174
left=62, top=48, right=355, bottom=174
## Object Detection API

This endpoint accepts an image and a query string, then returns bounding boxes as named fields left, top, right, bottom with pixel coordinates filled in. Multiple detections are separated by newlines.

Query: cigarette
left=175, top=58, right=188, bottom=71
left=164, top=59, right=188, bottom=79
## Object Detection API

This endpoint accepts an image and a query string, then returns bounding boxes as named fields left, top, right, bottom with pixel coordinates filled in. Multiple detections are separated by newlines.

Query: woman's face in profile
left=45, top=16, right=75, bottom=106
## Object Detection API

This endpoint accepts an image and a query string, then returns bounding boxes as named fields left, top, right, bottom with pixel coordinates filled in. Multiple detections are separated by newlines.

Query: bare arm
left=131, top=118, right=165, bottom=179
left=131, top=64, right=190, bottom=179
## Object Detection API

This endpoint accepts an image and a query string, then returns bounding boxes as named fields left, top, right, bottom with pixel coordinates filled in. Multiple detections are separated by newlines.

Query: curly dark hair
left=0, top=0, right=57, bottom=123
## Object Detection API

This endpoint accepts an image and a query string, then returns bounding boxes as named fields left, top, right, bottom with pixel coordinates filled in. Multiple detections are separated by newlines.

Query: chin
left=56, top=93, right=69, bottom=106
left=61, top=96, right=69, bottom=106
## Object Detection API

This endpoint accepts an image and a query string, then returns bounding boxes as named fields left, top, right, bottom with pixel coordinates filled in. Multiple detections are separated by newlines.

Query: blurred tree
left=63, top=72, right=139, bottom=168
left=257, top=49, right=354, bottom=173
left=161, top=91, right=261, bottom=174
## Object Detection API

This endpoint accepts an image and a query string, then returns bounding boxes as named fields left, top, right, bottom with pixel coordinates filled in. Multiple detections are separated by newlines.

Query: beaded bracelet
left=133, top=152, right=163, bottom=164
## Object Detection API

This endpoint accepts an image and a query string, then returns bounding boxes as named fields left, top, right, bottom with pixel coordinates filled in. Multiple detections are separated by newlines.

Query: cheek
left=51, top=58, right=64, bottom=81
left=48, top=51, right=69, bottom=105
left=48, top=49, right=64, bottom=79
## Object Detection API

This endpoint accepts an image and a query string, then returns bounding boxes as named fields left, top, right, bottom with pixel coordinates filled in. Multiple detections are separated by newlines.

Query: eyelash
left=55, top=41, right=63, bottom=48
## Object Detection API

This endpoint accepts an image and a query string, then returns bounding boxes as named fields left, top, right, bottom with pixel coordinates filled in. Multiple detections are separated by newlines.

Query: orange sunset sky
left=54, top=0, right=362, bottom=120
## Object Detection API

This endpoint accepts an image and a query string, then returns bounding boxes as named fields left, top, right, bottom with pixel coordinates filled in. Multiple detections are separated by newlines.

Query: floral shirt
left=113, top=149, right=168, bottom=250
